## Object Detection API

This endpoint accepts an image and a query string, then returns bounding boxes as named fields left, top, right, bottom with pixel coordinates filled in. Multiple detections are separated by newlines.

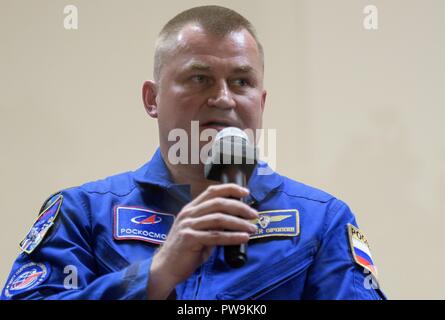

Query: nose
left=207, top=80, right=236, bottom=109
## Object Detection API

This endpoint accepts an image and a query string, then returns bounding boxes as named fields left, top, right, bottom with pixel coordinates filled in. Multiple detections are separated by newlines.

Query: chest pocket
left=216, top=240, right=318, bottom=300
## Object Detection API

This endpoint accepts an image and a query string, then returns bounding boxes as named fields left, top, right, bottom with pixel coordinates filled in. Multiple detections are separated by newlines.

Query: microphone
left=204, top=127, right=258, bottom=268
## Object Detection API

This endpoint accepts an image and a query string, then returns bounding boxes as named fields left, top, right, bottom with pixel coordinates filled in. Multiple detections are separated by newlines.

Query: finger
left=188, top=184, right=250, bottom=207
left=187, top=213, right=258, bottom=233
left=187, top=197, right=258, bottom=219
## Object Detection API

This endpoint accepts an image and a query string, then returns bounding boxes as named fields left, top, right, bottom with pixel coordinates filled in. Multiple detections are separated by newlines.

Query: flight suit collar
left=133, top=147, right=283, bottom=204
left=133, top=148, right=175, bottom=189
left=246, top=162, right=283, bottom=204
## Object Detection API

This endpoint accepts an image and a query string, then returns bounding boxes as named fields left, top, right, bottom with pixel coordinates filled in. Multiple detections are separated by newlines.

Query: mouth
left=200, top=119, right=238, bottom=131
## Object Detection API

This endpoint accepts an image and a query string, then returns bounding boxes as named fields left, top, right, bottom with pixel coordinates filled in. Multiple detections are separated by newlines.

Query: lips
left=200, top=119, right=238, bottom=130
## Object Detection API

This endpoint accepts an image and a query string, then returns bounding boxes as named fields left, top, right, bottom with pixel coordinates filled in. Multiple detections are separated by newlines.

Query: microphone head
left=204, top=127, right=258, bottom=181
left=214, top=127, right=250, bottom=144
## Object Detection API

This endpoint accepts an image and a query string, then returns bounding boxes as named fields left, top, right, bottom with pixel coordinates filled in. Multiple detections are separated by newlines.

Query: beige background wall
left=1, top=0, right=444, bottom=299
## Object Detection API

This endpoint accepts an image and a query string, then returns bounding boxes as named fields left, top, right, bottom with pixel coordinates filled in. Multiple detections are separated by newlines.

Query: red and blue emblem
left=2, top=262, right=50, bottom=298
left=114, top=206, right=175, bottom=244
left=20, top=194, right=63, bottom=254
left=130, top=214, right=162, bottom=225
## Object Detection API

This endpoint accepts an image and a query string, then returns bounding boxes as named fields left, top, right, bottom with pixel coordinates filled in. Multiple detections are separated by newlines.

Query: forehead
left=164, top=24, right=263, bottom=72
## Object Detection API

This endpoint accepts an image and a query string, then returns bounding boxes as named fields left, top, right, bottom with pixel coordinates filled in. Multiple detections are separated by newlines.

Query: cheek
left=160, top=83, right=206, bottom=111
left=157, top=89, right=205, bottom=131
left=236, top=94, right=264, bottom=126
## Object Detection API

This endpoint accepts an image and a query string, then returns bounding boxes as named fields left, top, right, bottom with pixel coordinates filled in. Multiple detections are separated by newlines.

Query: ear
left=261, top=89, right=267, bottom=113
left=142, top=80, right=158, bottom=118
left=256, top=89, right=267, bottom=135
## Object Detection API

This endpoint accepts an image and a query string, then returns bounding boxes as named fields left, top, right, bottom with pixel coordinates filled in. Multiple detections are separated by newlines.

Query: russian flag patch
left=347, top=223, right=378, bottom=281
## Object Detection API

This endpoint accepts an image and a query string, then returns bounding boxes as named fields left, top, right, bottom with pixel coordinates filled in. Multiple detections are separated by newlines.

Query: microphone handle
left=220, top=166, right=248, bottom=268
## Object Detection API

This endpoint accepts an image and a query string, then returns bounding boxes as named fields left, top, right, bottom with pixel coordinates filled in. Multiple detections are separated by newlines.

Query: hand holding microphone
left=204, top=127, right=258, bottom=268
left=148, top=127, right=258, bottom=299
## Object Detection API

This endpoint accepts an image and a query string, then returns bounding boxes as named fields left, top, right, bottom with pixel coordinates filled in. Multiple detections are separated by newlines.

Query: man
left=2, top=5, right=385, bottom=300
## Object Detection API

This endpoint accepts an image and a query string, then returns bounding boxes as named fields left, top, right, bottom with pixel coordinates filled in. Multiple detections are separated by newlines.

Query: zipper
left=193, top=200, right=255, bottom=299
left=248, top=258, right=313, bottom=299
left=216, top=240, right=318, bottom=300
left=194, top=268, right=202, bottom=299
left=193, top=246, right=220, bottom=299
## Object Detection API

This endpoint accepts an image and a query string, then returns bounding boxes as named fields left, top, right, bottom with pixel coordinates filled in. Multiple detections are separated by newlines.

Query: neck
left=159, top=145, right=217, bottom=198
left=167, top=162, right=218, bottom=199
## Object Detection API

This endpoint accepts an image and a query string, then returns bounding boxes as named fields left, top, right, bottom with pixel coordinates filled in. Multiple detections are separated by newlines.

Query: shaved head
left=153, top=5, right=264, bottom=82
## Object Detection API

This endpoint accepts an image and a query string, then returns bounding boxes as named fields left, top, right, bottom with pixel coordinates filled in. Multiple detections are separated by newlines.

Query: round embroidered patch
left=3, top=262, right=50, bottom=298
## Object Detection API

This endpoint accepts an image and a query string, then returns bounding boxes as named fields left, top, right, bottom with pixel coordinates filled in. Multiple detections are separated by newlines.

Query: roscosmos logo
left=130, top=214, right=162, bottom=225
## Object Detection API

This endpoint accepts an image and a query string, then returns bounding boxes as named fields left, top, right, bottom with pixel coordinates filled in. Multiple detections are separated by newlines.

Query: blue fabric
left=1, top=148, right=386, bottom=300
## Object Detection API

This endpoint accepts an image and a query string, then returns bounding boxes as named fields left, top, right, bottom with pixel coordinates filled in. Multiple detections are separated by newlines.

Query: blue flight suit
left=1, top=148, right=386, bottom=300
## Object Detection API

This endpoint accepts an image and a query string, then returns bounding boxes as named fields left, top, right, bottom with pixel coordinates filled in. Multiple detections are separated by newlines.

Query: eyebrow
left=182, top=62, right=255, bottom=74
left=232, top=65, right=254, bottom=74
left=183, top=62, right=211, bottom=72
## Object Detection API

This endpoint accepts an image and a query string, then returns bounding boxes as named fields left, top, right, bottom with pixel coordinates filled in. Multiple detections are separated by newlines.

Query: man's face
left=144, top=24, right=267, bottom=162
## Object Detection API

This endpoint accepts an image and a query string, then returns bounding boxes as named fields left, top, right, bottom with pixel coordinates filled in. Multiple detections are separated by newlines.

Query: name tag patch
left=250, top=209, right=300, bottom=240
left=113, top=206, right=175, bottom=245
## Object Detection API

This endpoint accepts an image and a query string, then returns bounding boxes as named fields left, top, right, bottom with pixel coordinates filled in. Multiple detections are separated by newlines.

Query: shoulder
left=273, top=173, right=350, bottom=212
left=40, top=169, right=139, bottom=218
left=60, top=170, right=138, bottom=198
left=270, top=173, right=354, bottom=225
left=33, top=170, right=140, bottom=233
left=277, top=175, right=336, bottom=204
left=80, top=170, right=137, bottom=196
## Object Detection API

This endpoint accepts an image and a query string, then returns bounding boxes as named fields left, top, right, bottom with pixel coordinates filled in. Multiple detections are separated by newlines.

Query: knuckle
left=213, top=213, right=226, bottom=226
left=211, top=198, right=225, bottom=208
left=180, top=228, right=195, bottom=241
left=178, top=207, right=192, bottom=218
left=208, top=230, right=222, bottom=238
left=179, top=218, right=191, bottom=229
left=228, top=183, right=240, bottom=190
left=206, top=185, right=219, bottom=195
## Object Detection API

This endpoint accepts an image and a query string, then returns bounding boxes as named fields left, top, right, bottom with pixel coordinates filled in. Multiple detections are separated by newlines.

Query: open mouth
left=200, top=121, right=234, bottom=130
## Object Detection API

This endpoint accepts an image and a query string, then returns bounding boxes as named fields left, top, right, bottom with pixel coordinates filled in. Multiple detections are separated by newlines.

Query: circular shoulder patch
left=3, top=262, right=50, bottom=298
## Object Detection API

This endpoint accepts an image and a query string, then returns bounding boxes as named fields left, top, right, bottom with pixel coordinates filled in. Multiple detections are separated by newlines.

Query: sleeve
left=1, top=189, right=153, bottom=300
left=302, top=199, right=387, bottom=300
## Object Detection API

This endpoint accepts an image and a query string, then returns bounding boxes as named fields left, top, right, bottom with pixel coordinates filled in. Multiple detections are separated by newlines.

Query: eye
left=190, top=75, right=208, bottom=84
left=232, top=78, right=250, bottom=87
